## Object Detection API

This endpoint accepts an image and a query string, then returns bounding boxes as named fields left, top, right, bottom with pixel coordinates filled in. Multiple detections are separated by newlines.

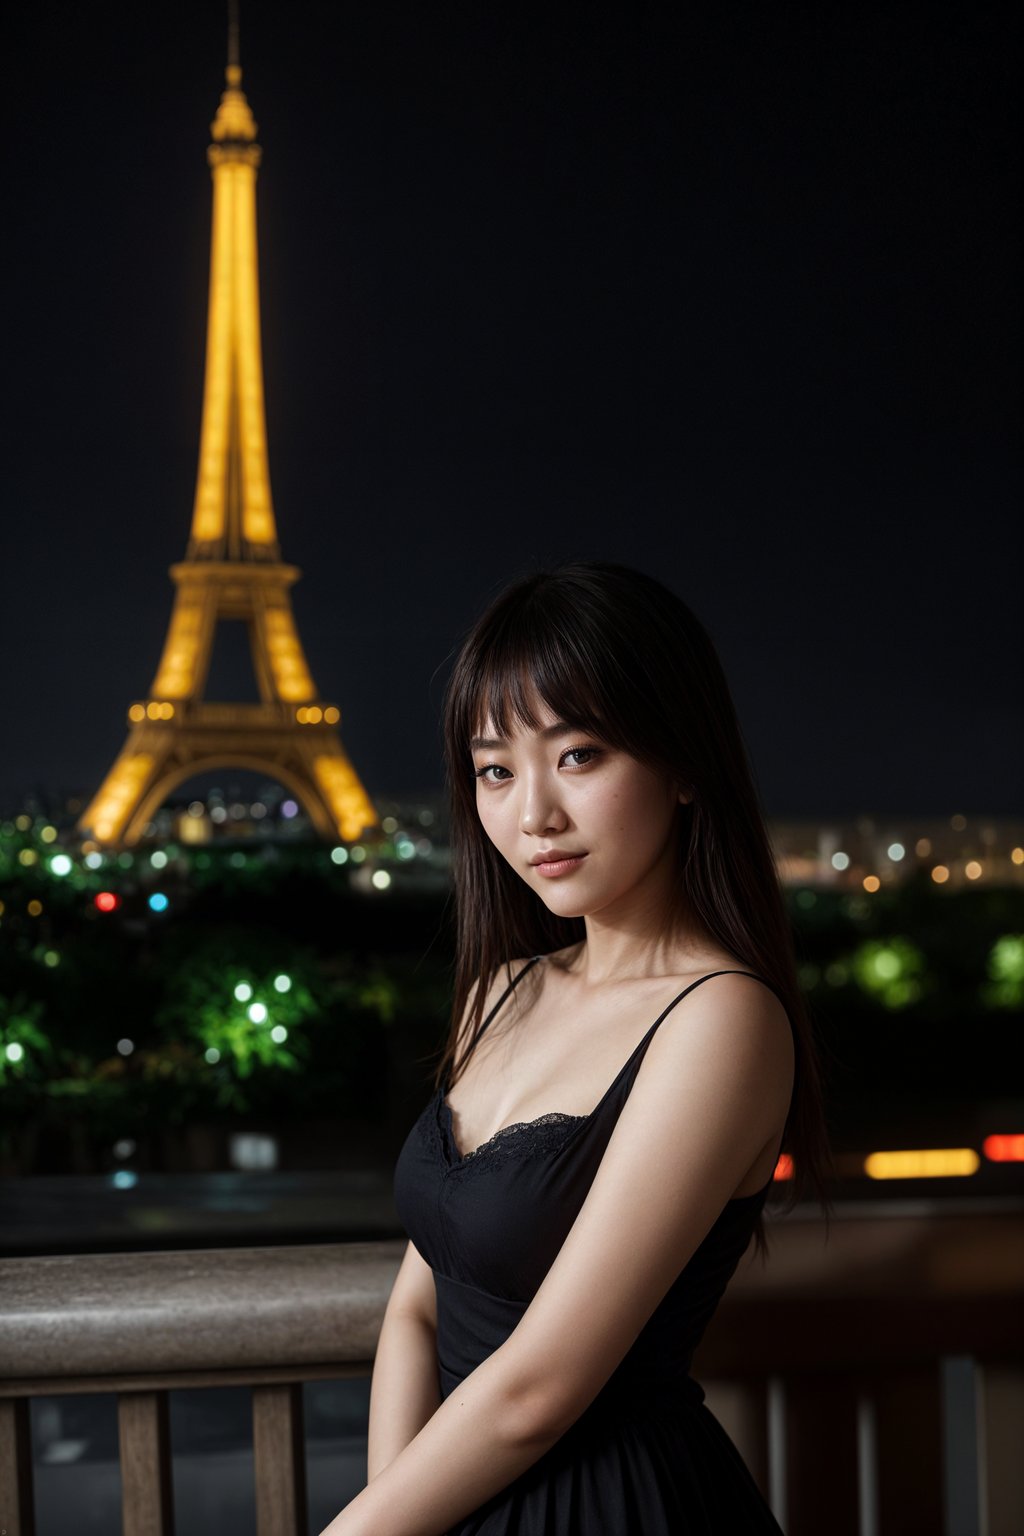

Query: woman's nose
left=519, top=785, right=567, bottom=836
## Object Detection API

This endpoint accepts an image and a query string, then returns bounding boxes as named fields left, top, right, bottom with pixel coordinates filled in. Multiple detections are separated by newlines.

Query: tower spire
left=227, top=0, right=240, bottom=85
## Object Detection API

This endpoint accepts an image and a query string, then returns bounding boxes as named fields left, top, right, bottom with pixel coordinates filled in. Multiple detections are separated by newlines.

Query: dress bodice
left=393, top=958, right=783, bottom=1412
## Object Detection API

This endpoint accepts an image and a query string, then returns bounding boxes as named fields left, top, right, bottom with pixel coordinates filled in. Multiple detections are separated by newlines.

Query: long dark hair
left=436, top=560, right=830, bottom=1227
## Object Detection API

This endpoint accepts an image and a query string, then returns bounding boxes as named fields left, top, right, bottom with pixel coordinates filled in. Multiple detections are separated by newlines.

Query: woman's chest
left=392, top=1092, right=617, bottom=1300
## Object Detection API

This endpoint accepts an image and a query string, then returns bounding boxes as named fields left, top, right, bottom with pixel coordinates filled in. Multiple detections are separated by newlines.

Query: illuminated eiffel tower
left=80, top=24, right=377, bottom=847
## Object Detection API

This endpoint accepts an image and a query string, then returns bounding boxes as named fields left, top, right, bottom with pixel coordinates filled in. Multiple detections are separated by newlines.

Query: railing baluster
left=253, top=1382, right=308, bottom=1536
left=118, top=1390, right=174, bottom=1536
left=0, top=1396, right=36, bottom=1536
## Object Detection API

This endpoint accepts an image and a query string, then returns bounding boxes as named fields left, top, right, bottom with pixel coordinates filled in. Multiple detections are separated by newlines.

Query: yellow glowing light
left=40, top=826, right=58, bottom=844
left=152, top=595, right=204, bottom=698
left=931, top=865, right=950, bottom=884
left=307, top=706, right=323, bottom=724
left=18, top=850, right=38, bottom=867
left=81, top=755, right=156, bottom=846
left=864, top=1148, right=980, bottom=1180
left=189, top=76, right=277, bottom=555
left=862, top=875, right=880, bottom=893
left=27, top=900, right=43, bottom=917
left=324, top=706, right=340, bottom=724
left=965, top=861, right=982, bottom=880
left=128, top=704, right=146, bottom=723
left=262, top=607, right=316, bottom=701
left=916, top=838, right=931, bottom=857
left=1011, top=847, right=1024, bottom=866
left=313, top=755, right=379, bottom=842
left=296, top=707, right=308, bottom=723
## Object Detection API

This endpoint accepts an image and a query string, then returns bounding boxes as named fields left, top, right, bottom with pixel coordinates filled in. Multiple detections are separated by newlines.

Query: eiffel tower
left=80, top=25, right=378, bottom=848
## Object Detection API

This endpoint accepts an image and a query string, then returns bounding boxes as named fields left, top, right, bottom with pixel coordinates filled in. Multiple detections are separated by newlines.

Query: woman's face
left=471, top=692, right=689, bottom=923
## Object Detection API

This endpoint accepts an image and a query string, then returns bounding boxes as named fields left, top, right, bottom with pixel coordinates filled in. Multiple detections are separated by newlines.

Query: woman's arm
left=319, top=972, right=793, bottom=1536
left=367, top=1241, right=441, bottom=1479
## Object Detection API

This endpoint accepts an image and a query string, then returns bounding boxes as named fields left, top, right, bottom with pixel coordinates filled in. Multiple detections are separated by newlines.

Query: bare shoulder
left=641, top=968, right=794, bottom=1103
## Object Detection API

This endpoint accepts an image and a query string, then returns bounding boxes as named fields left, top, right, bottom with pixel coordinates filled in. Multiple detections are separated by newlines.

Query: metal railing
left=1, top=1208, right=1021, bottom=1536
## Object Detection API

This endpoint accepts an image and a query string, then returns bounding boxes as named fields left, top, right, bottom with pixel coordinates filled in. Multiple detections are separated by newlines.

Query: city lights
left=50, top=854, right=73, bottom=876
left=983, top=1134, right=1024, bottom=1162
left=864, top=1149, right=980, bottom=1180
left=234, top=982, right=253, bottom=1002
left=148, top=892, right=169, bottom=913
left=273, top=974, right=292, bottom=993
left=247, top=1002, right=268, bottom=1024
left=95, top=891, right=121, bottom=912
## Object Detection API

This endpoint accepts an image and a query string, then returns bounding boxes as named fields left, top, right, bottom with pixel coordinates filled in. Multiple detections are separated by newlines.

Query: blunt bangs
left=448, top=591, right=638, bottom=774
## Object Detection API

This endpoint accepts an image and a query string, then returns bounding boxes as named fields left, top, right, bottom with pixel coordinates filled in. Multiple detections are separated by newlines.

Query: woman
left=322, top=560, right=828, bottom=1535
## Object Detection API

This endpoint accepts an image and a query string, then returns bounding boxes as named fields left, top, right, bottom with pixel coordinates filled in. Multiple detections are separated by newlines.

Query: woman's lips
left=531, top=853, right=588, bottom=878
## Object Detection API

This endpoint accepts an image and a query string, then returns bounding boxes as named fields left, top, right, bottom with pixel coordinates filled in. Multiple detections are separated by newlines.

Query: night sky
left=5, top=3, right=1021, bottom=819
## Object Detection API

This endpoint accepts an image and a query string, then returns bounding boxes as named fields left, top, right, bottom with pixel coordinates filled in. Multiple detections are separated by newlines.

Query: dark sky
left=4, top=3, right=1021, bottom=819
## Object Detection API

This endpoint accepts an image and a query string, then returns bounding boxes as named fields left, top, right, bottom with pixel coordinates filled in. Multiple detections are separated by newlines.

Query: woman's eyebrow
left=469, top=720, right=582, bottom=751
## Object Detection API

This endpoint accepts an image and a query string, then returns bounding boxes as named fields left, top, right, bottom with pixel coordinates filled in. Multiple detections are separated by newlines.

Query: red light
left=94, top=891, right=120, bottom=913
left=773, top=1153, right=794, bottom=1182
left=983, top=1134, right=1024, bottom=1163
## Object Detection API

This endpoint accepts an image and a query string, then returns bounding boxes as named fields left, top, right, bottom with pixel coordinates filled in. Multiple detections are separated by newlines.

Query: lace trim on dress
left=437, top=1094, right=587, bottom=1175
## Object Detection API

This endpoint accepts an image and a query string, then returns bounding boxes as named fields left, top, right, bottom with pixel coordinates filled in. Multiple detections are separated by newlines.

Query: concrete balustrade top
left=0, top=1240, right=405, bottom=1382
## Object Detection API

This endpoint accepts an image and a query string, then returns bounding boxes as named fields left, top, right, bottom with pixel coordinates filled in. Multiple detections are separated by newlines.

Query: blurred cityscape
left=2, top=784, right=1022, bottom=1258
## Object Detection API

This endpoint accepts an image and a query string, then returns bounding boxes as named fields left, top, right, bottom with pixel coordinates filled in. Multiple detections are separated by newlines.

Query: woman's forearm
left=367, top=1306, right=442, bottom=1480
left=320, top=1343, right=564, bottom=1536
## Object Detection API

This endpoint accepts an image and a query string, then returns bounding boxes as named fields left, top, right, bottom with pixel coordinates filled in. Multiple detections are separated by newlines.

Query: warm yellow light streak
left=313, top=756, right=379, bottom=841
left=864, top=1148, right=980, bottom=1180
left=262, top=607, right=315, bottom=701
left=83, top=755, right=155, bottom=845
left=189, top=73, right=276, bottom=553
left=152, top=597, right=205, bottom=697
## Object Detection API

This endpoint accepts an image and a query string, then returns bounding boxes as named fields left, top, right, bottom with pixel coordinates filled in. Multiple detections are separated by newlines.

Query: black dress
left=393, top=956, right=786, bottom=1535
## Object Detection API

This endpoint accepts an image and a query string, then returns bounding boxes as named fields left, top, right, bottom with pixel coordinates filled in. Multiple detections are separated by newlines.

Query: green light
left=270, top=1024, right=288, bottom=1043
left=273, top=974, right=292, bottom=993
left=5, top=1043, right=24, bottom=1064
left=234, top=982, right=253, bottom=1003
left=851, top=937, right=926, bottom=1010
left=330, top=846, right=348, bottom=865
left=247, top=1002, right=268, bottom=1024
left=50, top=854, right=73, bottom=877
left=990, top=935, right=1024, bottom=984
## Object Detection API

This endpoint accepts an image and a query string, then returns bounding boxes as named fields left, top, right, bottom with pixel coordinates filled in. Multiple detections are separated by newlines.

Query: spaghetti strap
left=587, top=968, right=788, bottom=1122
left=646, top=968, right=785, bottom=1041
left=476, top=954, right=543, bottom=1043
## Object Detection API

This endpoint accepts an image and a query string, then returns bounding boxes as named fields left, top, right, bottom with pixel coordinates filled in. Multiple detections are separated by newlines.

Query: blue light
left=112, top=1170, right=138, bottom=1190
left=148, top=892, right=170, bottom=913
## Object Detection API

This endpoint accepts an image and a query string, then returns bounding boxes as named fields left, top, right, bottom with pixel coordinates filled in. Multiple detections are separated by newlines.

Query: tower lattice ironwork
left=80, top=39, right=377, bottom=847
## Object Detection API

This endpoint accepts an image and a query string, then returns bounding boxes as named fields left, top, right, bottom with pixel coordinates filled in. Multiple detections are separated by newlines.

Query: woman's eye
left=473, top=763, right=511, bottom=783
left=562, top=746, right=600, bottom=768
